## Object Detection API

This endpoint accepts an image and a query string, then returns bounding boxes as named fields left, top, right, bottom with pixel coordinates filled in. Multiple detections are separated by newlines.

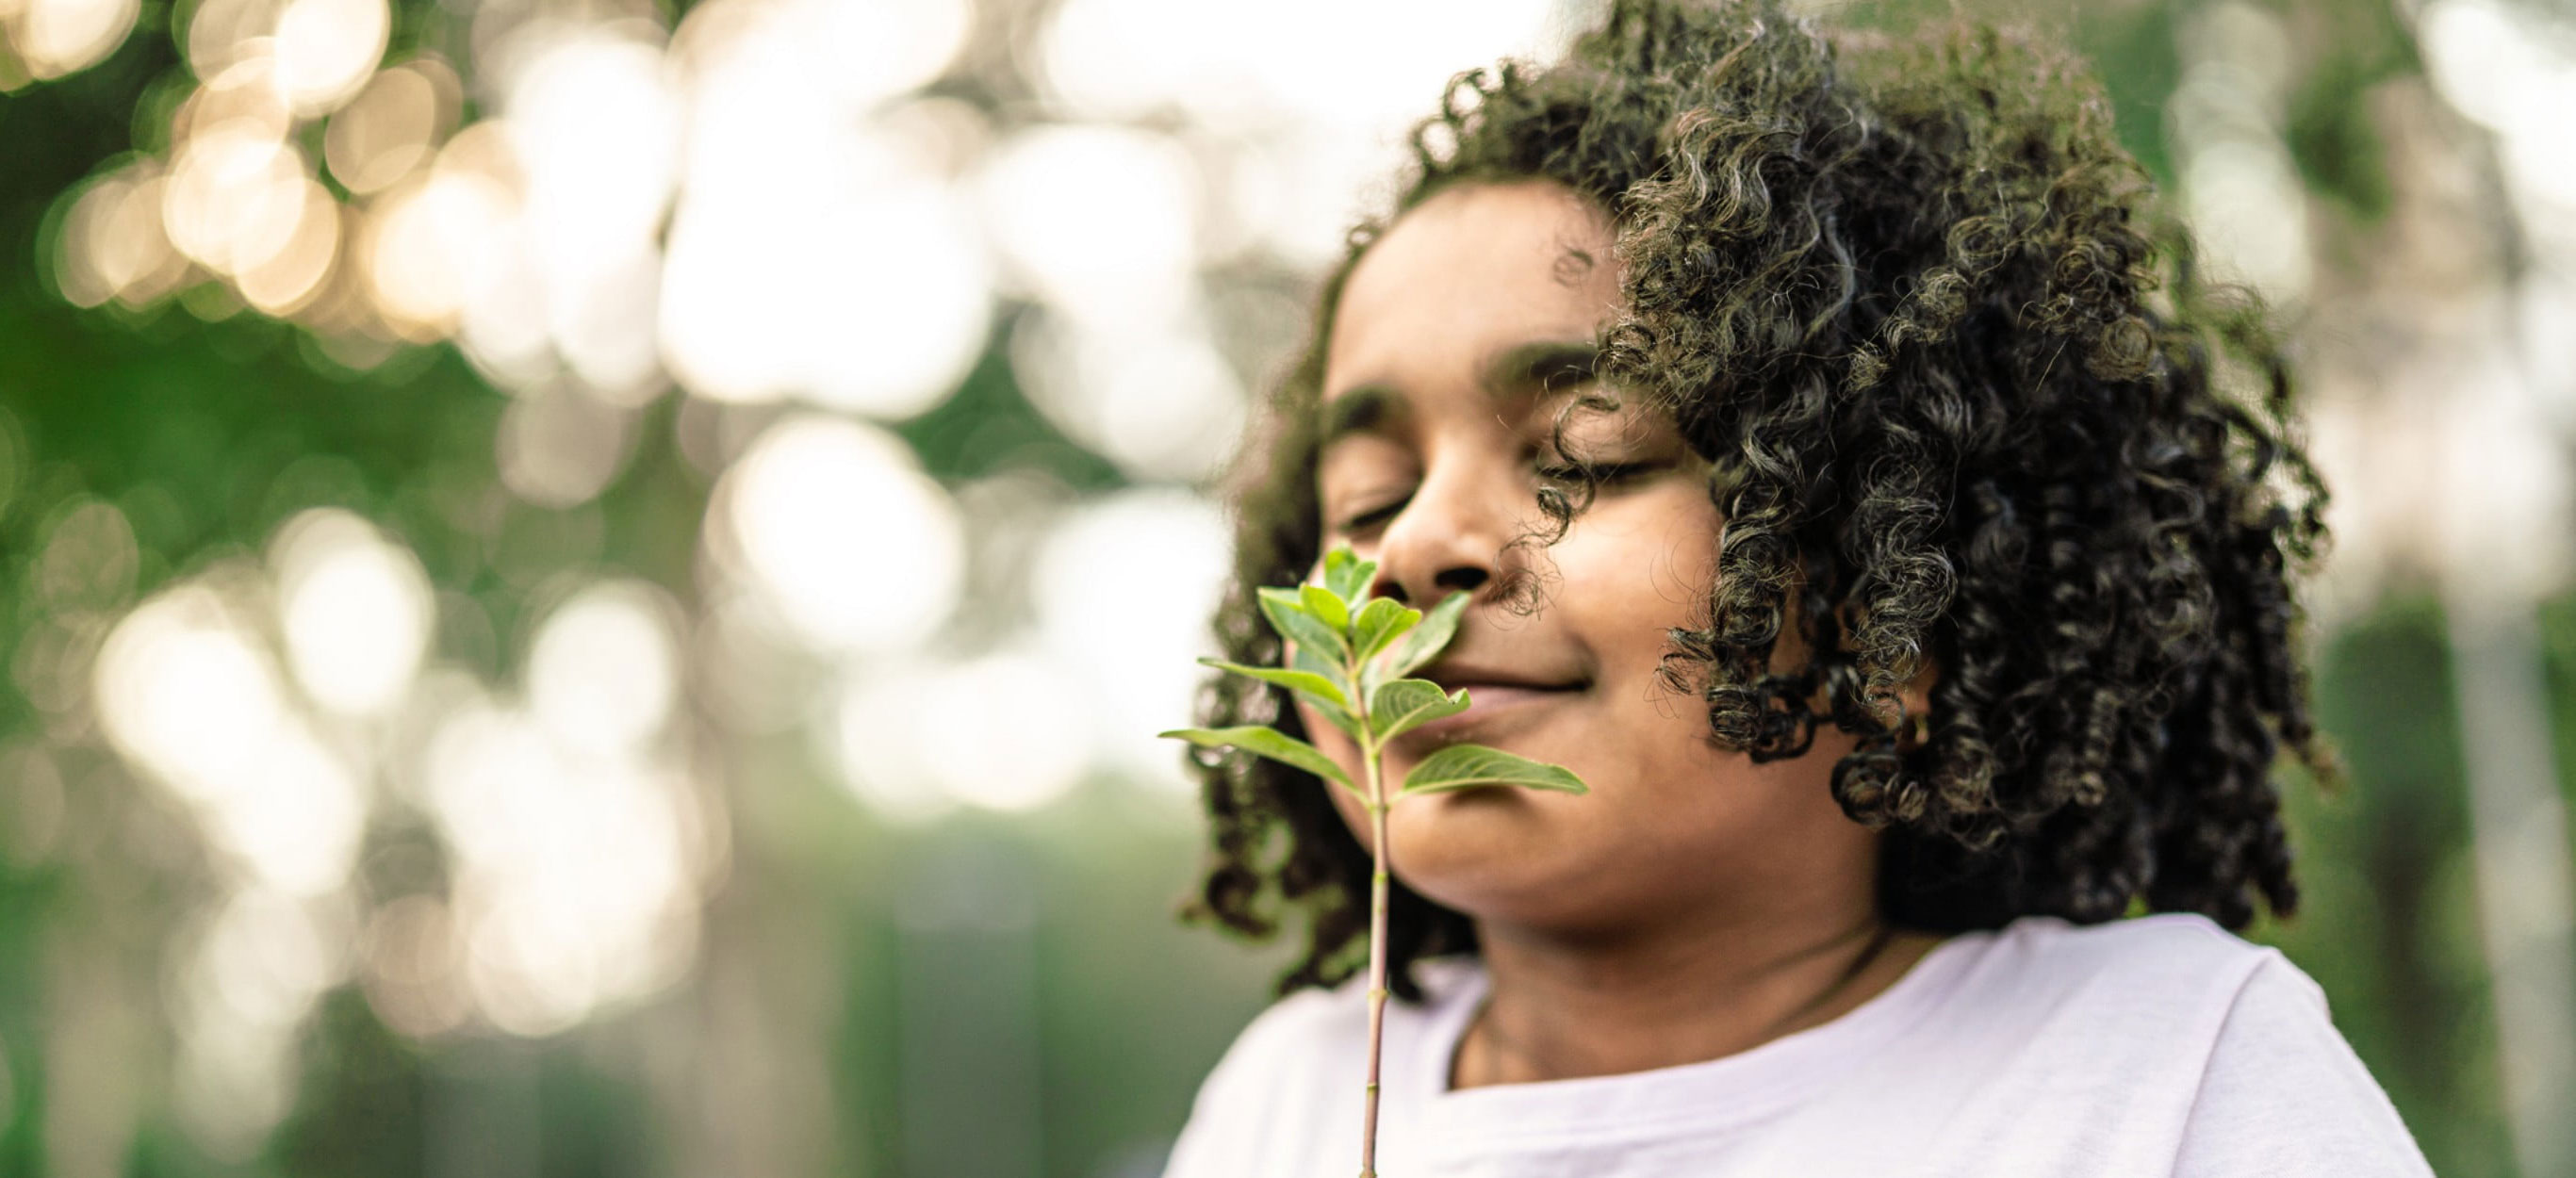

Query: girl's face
left=1295, top=179, right=1882, bottom=939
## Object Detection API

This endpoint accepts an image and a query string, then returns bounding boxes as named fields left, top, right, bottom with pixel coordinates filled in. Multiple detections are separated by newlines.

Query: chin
left=1383, top=792, right=1575, bottom=912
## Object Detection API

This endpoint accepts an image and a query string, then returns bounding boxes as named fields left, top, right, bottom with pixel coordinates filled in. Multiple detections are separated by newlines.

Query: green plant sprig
left=1162, top=545, right=1587, bottom=1178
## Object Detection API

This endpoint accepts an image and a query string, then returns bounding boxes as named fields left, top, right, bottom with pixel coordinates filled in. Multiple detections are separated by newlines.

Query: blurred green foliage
left=2, top=0, right=2570, bottom=1176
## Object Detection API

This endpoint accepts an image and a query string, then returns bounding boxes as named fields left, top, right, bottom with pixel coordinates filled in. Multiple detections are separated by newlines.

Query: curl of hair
left=1176, top=0, right=2338, bottom=1002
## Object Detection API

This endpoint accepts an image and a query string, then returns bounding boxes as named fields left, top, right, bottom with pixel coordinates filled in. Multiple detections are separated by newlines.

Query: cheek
left=1554, top=498, right=1724, bottom=668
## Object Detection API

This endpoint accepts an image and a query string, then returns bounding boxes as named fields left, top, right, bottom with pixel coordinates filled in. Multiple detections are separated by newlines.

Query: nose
left=1362, top=452, right=1519, bottom=609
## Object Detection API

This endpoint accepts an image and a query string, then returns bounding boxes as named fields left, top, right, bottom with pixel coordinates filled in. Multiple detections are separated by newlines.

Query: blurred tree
left=1, top=0, right=2568, bottom=1176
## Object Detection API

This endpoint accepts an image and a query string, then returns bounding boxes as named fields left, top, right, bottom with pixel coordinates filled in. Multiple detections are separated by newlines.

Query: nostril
left=1435, top=566, right=1489, bottom=596
left=1371, top=559, right=1494, bottom=607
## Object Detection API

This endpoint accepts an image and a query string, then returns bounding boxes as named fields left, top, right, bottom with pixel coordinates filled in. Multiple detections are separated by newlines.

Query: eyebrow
left=1317, top=339, right=1600, bottom=453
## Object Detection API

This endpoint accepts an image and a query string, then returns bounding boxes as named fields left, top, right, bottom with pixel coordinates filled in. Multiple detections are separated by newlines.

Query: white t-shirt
left=1160, top=913, right=2435, bottom=1178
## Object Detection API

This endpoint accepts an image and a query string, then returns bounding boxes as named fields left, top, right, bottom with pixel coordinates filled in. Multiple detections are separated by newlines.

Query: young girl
left=1164, top=2, right=2434, bottom=1175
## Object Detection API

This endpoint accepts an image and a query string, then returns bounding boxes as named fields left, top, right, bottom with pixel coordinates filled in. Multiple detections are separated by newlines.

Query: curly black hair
left=1178, top=0, right=2339, bottom=1001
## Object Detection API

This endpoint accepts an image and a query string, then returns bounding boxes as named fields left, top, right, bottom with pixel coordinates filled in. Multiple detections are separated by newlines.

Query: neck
left=1450, top=902, right=1941, bottom=1089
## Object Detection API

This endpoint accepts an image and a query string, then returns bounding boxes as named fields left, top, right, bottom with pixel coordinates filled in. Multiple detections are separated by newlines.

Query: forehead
left=1323, top=181, right=1620, bottom=395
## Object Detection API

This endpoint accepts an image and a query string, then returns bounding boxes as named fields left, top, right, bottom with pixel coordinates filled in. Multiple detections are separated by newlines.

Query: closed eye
left=1336, top=461, right=1661, bottom=534
left=1337, top=498, right=1408, bottom=534
left=1534, top=460, right=1660, bottom=483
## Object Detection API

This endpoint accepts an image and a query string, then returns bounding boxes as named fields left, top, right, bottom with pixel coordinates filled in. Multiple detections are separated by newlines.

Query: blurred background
left=0, top=0, right=2571, bottom=1174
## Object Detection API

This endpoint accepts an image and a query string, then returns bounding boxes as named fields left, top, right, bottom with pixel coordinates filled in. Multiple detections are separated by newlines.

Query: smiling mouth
left=1397, top=681, right=1583, bottom=744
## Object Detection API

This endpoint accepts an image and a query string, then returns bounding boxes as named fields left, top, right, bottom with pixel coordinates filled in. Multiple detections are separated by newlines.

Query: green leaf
left=1161, top=726, right=1354, bottom=791
left=1290, top=644, right=1362, bottom=739
left=1351, top=597, right=1418, bottom=661
left=1322, top=546, right=1375, bottom=604
left=1398, top=744, right=1588, bottom=797
left=1301, top=583, right=1351, bottom=632
left=1288, top=640, right=1351, bottom=693
left=1376, top=590, right=1469, bottom=682
left=1368, top=679, right=1468, bottom=741
left=1198, top=658, right=1351, bottom=712
left=1257, top=586, right=1347, bottom=659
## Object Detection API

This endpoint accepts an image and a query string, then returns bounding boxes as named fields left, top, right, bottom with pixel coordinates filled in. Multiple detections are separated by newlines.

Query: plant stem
left=1357, top=716, right=1390, bottom=1178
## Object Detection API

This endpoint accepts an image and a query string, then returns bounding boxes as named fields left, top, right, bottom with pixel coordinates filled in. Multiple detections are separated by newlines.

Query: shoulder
left=1939, top=912, right=2284, bottom=1022
left=1932, top=914, right=2431, bottom=1176
left=1753, top=918, right=2431, bottom=1176
left=1983, top=910, right=2279, bottom=976
left=1874, top=913, right=2307, bottom=1111
left=1971, top=912, right=2353, bottom=1072
left=2171, top=949, right=2436, bottom=1176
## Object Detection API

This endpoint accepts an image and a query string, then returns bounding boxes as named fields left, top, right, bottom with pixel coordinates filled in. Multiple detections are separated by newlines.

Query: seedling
left=1163, top=545, right=1588, bottom=1178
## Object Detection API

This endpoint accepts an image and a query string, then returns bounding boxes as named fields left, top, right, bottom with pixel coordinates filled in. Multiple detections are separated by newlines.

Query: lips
left=1414, top=659, right=1583, bottom=695
left=1402, top=660, right=1585, bottom=744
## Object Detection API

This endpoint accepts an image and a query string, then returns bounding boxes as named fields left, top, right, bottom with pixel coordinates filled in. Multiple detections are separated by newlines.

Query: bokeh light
left=423, top=691, right=706, bottom=1037
left=271, top=0, right=387, bottom=114
left=1009, top=308, right=1247, bottom=483
left=4, top=0, right=137, bottom=80
left=499, top=26, right=677, bottom=397
left=1035, top=0, right=1565, bottom=263
left=232, top=173, right=339, bottom=313
left=2170, top=1, right=2312, bottom=303
left=527, top=580, right=681, bottom=757
left=271, top=508, right=434, bottom=717
left=978, top=123, right=1202, bottom=329
left=95, top=582, right=293, bottom=807
left=15, top=0, right=2576, bottom=1174
left=361, top=151, right=516, bottom=341
left=186, top=0, right=277, bottom=79
left=1031, top=489, right=1233, bottom=796
left=171, top=888, right=352, bottom=1158
left=2420, top=0, right=2576, bottom=259
left=54, top=162, right=189, bottom=309
left=172, top=53, right=294, bottom=144
left=357, top=893, right=469, bottom=1039
left=321, top=56, right=462, bottom=195
left=710, top=414, right=964, bottom=654
left=494, top=386, right=637, bottom=508
left=162, top=129, right=310, bottom=279
left=94, top=578, right=369, bottom=895
left=832, top=656, right=961, bottom=824
left=837, top=647, right=1091, bottom=818
left=660, top=120, right=992, bottom=416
